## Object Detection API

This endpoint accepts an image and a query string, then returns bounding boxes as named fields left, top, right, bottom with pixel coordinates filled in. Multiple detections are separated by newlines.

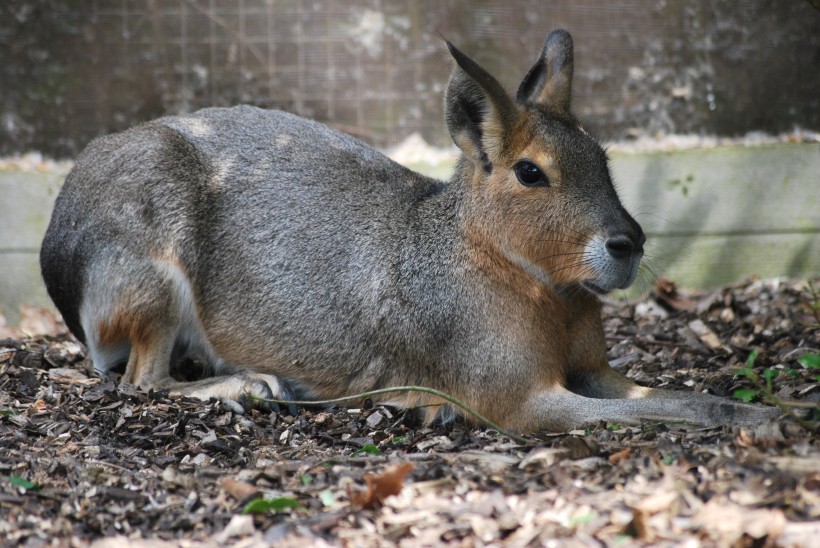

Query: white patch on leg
left=184, top=373, right=286, bottom=403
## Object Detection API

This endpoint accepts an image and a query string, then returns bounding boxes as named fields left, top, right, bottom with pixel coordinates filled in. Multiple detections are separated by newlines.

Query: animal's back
left=41, top=106, right=456, bottom=394
left=160, top=107, right=457, bottom=384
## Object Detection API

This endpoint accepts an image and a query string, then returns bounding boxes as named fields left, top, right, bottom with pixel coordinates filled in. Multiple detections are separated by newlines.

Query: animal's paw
left=233, top=372, right=299, bottom=415
left=177, top=372, right=299, bottom=415
left=711, top=400, right=781, bottom=427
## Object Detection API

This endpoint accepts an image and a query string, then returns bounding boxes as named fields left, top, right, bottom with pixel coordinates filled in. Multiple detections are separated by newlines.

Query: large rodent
left=41, top=30, right=776, bottom=431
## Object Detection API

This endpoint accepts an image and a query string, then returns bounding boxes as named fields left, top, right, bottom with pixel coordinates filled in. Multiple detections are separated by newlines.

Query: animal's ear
left=516, top=29, right=574, bottom=114
left=444, top=41, right=517, bottom=172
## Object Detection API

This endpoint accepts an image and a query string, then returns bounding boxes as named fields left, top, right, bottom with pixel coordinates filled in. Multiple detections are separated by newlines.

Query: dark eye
left=513, top=160, right=548, bottom=187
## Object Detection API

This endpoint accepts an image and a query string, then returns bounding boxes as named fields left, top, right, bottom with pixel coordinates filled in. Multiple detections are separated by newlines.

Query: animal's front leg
left=554, top=292, right=778, bottom=428
left=519, top=384, right=778, bottom=432
left=560, top=292, right=648, bottom=399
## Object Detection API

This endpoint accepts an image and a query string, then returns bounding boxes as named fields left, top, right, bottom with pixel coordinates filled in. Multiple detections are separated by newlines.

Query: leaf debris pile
left=1, top=277, right=818, bottom=546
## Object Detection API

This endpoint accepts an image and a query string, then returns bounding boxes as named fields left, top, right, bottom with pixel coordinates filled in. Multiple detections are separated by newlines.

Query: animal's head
left=445, top=30, right=644, bottom=294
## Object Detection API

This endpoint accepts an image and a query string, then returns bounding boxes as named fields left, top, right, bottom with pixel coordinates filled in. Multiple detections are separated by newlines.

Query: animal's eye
left=513, top=160, right=548, bottom=187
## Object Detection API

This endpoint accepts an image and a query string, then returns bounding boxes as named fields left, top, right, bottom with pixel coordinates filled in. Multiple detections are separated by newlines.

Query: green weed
left=734, top=350, right=818, bottom=428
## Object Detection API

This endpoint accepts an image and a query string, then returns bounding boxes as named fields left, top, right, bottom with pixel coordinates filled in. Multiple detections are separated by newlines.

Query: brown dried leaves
left=349, top=462, right=414, bottom=509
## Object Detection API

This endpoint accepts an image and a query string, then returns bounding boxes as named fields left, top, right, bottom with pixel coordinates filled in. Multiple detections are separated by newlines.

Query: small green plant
left=734, top=350, right=818, bottom=428
left=667, top=174, right=694, bottom=197
left=798, top=353, right=820, bottom=383
left=570, top=511, right=597, bottom=527
left=242, top=496, right=301, bottom=514
left=9, top=476, right=41, bottom=492
left=733, top=350, right=769, bottom=403
left=352, top=444, right=382, bottom=457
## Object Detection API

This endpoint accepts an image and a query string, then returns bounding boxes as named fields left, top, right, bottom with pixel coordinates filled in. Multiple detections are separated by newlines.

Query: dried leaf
left=319, top=489, right=336, bottom=507
left=519, top=448, right=570, bottom=470
left=221, top=477, right=259, bottom=501
left=694, top=497, right=786, bottom=544
left=49, top=367, right=96, bottom=386
left=654, top=278, right=697, bottom=312
left=687, top=319, right=723, bottom=350
left=608, top=447, right=632, bottom=465
left=633, top=490, right=677, bottom=514
left=349, top=462, right=414, bottom=510
left=215, top=514, right=256, bottom=543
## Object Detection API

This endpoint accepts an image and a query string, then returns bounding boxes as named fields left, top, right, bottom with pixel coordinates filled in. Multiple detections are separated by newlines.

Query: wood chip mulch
left=1, top=277, right=818, bottom=547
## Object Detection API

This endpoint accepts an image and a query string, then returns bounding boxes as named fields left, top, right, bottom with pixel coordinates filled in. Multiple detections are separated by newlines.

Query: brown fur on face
left=464, top=111, right=599, bottom=291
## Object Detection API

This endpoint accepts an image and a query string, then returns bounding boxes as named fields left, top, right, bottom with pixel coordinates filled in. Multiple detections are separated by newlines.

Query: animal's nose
left=605, top=234, right=637, bottom=260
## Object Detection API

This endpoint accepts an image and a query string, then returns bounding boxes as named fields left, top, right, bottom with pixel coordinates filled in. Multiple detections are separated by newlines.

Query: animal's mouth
left=581, top=280, right=609, bottom=295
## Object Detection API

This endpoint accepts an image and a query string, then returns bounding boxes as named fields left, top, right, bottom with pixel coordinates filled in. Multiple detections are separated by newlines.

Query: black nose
left=605, top=235, right=637, bottom=260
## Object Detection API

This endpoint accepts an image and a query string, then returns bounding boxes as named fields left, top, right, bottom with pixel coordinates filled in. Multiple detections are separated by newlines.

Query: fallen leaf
left=518, top=448, right=570, bottom=470
left=694, top=497, right=787, bottom=544
left=608, top=447, right=632, bottom=465
left=633, top=490, right=678, bottom=514
left=221, top=477, right=259, bottom=501
left=349, top=462, right=414, bottom=510
left=318, top=489, right=336, bottom=508
left=654, top=278, right=697, bottom=312
left=687, top=319, right=723, bottom=350
left=214, top=514, right=255, bottom=543
left=31, top=399, right=47, bottom=412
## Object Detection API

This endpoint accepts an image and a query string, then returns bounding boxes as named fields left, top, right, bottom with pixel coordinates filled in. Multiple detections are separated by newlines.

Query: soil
left=1, top=277, right=818, bottom=547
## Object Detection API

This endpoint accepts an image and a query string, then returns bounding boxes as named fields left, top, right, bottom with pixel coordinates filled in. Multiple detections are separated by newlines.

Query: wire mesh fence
left=2, top=0, right=818, bottom=157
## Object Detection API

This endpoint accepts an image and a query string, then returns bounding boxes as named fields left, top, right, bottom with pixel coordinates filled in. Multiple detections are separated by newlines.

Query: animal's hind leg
left=84, top=251, right=294, bottom=410
left=121, top=330, right=177, bottom=388
left=115, top=320, right=294, bottom=411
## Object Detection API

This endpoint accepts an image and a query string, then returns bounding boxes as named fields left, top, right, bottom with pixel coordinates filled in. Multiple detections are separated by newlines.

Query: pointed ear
left=516, top=29, right=574, bottom=113
left=444, top=41, right=517, bottom=172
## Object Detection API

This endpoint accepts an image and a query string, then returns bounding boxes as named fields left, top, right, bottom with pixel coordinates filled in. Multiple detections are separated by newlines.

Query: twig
left=775, top=400, right=820, bottom=410
left=254, top=386, right=531, bottom=444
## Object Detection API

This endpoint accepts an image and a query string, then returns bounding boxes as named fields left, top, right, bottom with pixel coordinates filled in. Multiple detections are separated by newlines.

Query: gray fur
left=40, top=30, right=777, bottom=432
